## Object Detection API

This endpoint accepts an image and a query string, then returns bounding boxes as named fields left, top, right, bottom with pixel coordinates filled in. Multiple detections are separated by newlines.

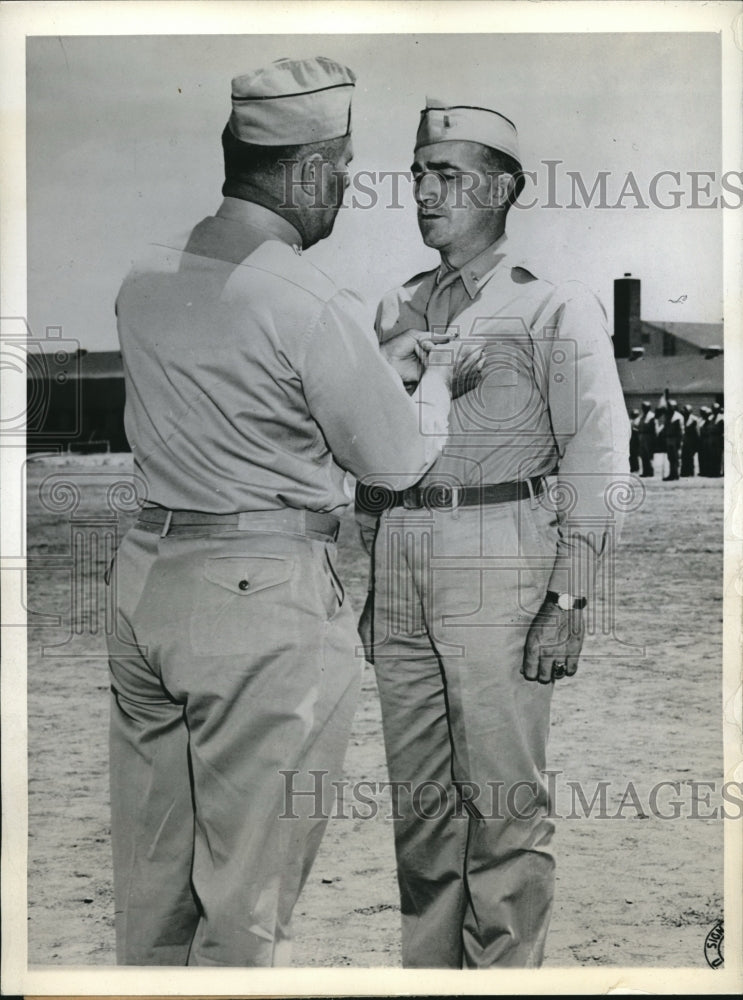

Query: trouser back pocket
left=190, top=554, right=295, bottom=656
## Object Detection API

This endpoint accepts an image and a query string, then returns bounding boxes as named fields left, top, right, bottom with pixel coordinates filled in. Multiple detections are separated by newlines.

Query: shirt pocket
left=190, top=554, right=295, bottom=656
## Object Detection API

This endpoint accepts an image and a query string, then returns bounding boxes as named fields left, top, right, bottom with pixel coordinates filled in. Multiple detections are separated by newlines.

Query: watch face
left=557, top=593, right=572, bottom=611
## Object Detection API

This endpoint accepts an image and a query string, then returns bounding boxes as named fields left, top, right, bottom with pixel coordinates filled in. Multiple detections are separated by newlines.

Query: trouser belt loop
left=160, top=509, right=173, bottom=538
left=450, top=484, right=461, bottom=517
left=530, top=474, right=548, bottom=509
left=534, top=474, right=548, bottom=508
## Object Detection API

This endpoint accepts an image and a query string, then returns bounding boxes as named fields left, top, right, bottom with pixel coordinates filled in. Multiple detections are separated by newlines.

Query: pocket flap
left=202, top=555, right=293, bottom=596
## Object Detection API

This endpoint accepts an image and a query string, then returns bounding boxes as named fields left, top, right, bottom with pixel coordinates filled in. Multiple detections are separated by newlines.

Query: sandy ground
left=24, top=452, right=725, bottom=969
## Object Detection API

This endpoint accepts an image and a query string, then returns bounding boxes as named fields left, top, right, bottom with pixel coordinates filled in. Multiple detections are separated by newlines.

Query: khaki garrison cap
left=415, top=97, right=521, bottom=168
left=228, top=56, right=356, bottom=146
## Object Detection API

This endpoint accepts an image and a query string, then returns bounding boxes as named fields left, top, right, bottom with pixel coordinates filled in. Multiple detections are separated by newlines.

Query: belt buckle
left=402, top=487, right=421, bottom=509
left=428, top=484, right=459, bottom=510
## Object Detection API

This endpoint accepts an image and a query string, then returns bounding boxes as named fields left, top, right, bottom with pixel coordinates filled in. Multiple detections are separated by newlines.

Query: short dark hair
left=479, top=146, right=526, bottom=209
left=221, top=125, right=348, bottom=188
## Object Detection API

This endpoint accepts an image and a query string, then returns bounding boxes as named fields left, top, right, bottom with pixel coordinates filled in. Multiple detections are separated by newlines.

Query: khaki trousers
left=371, top=498, right=557, bottom=968
left=106, top=522, right=361, bottom=966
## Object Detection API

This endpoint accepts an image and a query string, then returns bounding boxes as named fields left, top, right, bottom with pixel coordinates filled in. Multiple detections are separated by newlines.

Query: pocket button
left=238, top=579, right=250, bottom=591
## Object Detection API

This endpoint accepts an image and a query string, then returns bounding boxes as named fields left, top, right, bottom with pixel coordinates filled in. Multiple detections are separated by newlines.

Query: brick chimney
left=613, top=273, right=641, bottom=359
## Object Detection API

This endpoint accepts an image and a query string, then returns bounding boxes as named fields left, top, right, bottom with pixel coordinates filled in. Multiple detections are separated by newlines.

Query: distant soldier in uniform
left=698, top=406, right=713, bottom=476
left=680, top=404, right=699, bottom=477
left=107, top=57, right=478, bottom=967
left=662, top=399, right=684, bottom=481
left=638, top=400, right=656, bottom=477
left=710, top=401, right=724, bottom=477
left=654, top=402, right=667, bottom=458
left=629, top=408, right=641, bottom=473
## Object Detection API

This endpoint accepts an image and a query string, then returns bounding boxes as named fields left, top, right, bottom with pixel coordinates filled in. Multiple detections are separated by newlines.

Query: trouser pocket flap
left=202, top=555, right=294, bottom=596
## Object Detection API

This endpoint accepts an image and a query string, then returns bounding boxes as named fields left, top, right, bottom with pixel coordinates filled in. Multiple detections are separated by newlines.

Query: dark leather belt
left=135, top=506, right=340, bottom=541
left=356, top=476, right=545, bottom=513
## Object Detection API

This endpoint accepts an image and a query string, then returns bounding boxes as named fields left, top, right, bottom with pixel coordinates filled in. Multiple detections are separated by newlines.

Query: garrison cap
left=415, top=97, right=521, bottom=168
left=228, top=56, right=356, bottom=146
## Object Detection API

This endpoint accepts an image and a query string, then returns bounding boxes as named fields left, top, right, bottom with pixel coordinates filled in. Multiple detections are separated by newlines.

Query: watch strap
left=546, top=590, right=587, bottom=610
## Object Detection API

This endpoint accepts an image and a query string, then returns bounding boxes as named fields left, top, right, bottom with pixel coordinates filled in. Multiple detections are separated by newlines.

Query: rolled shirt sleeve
left=540, top=282, right=631, bottom=597
left=300, top=288, right=450, bottom=488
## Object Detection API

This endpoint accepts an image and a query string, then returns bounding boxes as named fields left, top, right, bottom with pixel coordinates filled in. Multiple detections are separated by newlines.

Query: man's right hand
left=380, top=329, right=429, bottom=384
left=382, top=328, right=485, bottom=398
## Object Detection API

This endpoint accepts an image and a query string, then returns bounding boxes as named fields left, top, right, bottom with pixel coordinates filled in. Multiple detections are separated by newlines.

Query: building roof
left=640, top=320, right=724, bottom=352
left=77, top=351, right=123, bottom=378
left=616, top=354, right=723, bottom=395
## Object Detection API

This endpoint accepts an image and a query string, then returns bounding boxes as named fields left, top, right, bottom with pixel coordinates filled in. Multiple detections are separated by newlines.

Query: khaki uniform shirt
left=375, top=235, right=630, bottom=593
left=116, top=198, right=449, bottom=514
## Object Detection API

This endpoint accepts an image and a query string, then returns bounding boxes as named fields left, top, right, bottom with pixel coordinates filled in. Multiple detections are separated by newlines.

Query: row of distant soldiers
left=630, top=398, right=724, bottom=480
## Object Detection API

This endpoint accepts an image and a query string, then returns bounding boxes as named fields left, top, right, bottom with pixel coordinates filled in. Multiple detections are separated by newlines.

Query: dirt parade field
left=24, top=452, right=725, bottom=969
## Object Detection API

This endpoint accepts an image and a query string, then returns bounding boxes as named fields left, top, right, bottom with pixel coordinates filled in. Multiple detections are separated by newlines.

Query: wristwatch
left=546, top=590, right=587, bottom=611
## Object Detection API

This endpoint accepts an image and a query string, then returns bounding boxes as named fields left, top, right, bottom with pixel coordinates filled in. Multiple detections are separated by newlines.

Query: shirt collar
left=216, top=197, right=302, bottom=250
left=437, top=233, right=511, bottom=299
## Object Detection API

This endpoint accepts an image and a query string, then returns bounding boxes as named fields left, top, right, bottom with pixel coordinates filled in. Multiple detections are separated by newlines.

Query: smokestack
left=613, top=273, right=641, bottom=359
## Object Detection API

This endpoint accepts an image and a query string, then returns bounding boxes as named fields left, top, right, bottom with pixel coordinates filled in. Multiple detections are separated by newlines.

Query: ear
left=299, top=153, right=324, bottom=195
left=493, top=172, right=514, bottom=210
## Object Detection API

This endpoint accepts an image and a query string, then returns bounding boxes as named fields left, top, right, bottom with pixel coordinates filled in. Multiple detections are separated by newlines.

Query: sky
left=26, top=31, right=724, bottom=351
